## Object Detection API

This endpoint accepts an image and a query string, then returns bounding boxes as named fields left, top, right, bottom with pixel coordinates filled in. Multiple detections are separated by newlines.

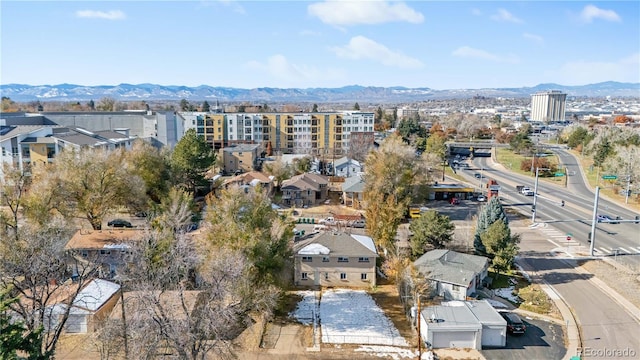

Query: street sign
left=554, top=173, right=564, bottom=177
left=602, top=175, right=617, bottom=180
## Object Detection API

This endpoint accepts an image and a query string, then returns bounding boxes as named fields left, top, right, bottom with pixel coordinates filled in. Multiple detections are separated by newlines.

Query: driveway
left=481, top=318, right=566, bottom=360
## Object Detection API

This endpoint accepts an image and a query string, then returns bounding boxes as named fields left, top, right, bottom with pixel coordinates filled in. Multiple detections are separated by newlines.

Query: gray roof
left=421, top=300, right=504, bottom=330
left=333, top=156, right=360, bottom=169
left=414, top=250, right=488, bottom=286
left=421, top=303, right=482, bottom=331
left=281, top=173, right=328, bottom=191
left=342, top=175, right=365, bottom=193
left=293, top=232, right=377, bottom=257
left=0, top=125, right=45, bottom=142
left=464, top=300, right=506, bottom=326
left=223, top=143, right=260, bottom=153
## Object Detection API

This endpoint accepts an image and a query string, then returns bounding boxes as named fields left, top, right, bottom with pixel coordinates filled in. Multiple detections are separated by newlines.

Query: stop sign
left=566, top=236, right=571, bottom=241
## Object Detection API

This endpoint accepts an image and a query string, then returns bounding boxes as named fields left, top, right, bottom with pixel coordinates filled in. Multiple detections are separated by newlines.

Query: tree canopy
left=170, top=129, right=216, bottom=194
left=409, top=210, right=455, bottom=258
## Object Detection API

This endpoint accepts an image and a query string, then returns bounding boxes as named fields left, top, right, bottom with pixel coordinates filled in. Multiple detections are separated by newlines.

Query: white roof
left=350, top=234, right=376, bottom=253
left=73, top=279, right=120, bottom=311
left=299, top=243, right=331, bottom=255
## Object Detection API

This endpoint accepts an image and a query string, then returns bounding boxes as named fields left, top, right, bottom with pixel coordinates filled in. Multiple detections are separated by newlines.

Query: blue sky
left=1, top=1, right=639, bottom=90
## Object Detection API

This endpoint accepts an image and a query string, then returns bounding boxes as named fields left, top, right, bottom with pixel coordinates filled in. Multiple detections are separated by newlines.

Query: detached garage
left=420, top=303, right=482, bottom=350
left=419, top=300, right=506, bottom=350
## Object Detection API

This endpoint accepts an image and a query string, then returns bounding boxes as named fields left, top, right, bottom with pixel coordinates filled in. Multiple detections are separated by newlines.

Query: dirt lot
left=578, top=258, right=640, bottom=309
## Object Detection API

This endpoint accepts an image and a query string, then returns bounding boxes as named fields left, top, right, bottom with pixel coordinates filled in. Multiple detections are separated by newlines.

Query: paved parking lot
left=481, top=318, right=566, bottom=360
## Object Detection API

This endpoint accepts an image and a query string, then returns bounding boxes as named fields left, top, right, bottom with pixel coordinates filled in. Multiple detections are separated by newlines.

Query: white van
left=313, top=224, right=329, bottom=232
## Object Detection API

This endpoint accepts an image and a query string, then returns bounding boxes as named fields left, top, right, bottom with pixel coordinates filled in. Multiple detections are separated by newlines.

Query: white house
left=332, top=156, right=362, bottom=177
left=414, top=250, right=489, bottom=301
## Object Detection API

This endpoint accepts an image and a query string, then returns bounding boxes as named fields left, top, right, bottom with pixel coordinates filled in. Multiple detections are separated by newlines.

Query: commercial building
left=530, top=90, right=567, bottom=123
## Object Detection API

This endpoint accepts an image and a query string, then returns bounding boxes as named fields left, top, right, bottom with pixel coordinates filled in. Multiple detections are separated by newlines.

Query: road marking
left=597, top=247, right=611, bottom=254
left=617, top=247, right=631, bottom=254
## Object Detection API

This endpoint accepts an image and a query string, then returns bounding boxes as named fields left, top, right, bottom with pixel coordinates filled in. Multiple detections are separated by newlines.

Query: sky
left=1, top=1, right=639, bottom=90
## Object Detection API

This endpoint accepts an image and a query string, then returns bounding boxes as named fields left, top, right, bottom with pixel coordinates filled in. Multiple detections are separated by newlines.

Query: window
left=361, top=273, right=367, bottom=280
left=322, top=256, right=330, bottom=262
left=100, top=249, right=111, bottom=255
left=358, top=257, right=369, bottom=263
left=337, top=257, right=349, bottom=263
left=81, top=250, right=88, bottom=258
left=302, top=256, right=312, bottom=262
left=301, top=272, right=308, bottom=280
left=340, top=273, right=347, bottom=280
left=452, top=285, right=461, bottom=291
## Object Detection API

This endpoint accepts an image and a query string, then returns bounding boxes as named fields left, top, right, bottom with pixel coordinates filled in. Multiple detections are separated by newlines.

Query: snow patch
left=485, top=299, right=509, bottom=309
left=355, top=345, right=418, bottom=359
left=494, top=286, right=521, bottom=304
left=298, top=243, right=330, bottom=255
left=289, top=291, right=316, bottom=325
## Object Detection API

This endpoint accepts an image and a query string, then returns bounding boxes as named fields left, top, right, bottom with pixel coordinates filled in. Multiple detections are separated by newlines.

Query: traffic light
left=636, top=216, right=640, bottom=224
left=628, top=190, right=632, bottom=196
left=560, top=200, right=565, bottom=207
left=531, top=205, right=536, bottom=213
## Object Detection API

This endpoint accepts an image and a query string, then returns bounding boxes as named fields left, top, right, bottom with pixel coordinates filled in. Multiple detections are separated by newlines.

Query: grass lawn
left=495, top=148, right=565, bottom=186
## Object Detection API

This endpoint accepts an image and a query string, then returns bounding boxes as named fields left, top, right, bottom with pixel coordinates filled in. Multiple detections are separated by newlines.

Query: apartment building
left=180, top=111, right=375, bottom=156
left=530, top=90, right=567, bottom=123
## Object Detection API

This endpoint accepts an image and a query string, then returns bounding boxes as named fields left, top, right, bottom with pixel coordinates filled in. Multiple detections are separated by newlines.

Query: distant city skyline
left=1, top=1, right=639, bottom=90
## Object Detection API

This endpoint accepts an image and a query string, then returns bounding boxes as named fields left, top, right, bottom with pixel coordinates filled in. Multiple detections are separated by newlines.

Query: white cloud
left=215, top=0, right=245, bottom=14
left=308, top=1, right=423, bottom=26
left=245, top=54, right=345, bottom=86
left=523, top=32, right=544, bottom=44
left=579, top=5, right=621, bottom=23
left=452, top=46, right=520, bottom=63
left=490, top=8, right=523, bottom=23
left=550, top=53, right=639, bottom=85
left=75, top=10, right=126, bottom=20
left=330, top=36, right=423, bottom=69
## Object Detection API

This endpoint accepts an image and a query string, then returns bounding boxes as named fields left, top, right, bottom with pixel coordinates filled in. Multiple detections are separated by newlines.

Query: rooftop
left=294, top=232, right=377, bottom=257
left=65, top=229, right=146, bottom=250
left=414, top=250, right=488, bottom=286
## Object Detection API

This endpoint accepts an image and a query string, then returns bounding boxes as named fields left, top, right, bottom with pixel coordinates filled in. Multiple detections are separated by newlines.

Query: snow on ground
left=289, top=290, right=316, bottom=325
left=320, top=289, right=408, bottom=346
left=355, top=345, right=418, bottom=360
left=485, top=298, right=509, bottom=309
left=494, top=286, right=521, bottom=303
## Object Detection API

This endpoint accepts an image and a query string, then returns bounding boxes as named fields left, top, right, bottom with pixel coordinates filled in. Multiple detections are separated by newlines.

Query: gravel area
left=578, top=259, right=640, bottom=309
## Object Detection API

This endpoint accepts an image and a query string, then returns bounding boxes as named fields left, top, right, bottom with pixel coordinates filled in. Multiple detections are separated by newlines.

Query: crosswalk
left=537, top=225, right=640, bottom=255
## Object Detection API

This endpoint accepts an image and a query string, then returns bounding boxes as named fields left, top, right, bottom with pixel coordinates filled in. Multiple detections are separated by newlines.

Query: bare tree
left=0, top=163, right=31, bottom=240
left=0, top=219, right=99, bottom=357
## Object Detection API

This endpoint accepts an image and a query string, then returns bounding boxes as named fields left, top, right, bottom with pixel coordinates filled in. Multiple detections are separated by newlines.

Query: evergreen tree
left=480, top=220, right=520, bottom=278
left=202, top=100, right=210, bottom=112
left=354, top=102, right=360, bottom=111
left=474, top=196, right=508, bottom=255
left=312, top=104, right=318, bottom=112
left=1, top=287, right=51, bottom=359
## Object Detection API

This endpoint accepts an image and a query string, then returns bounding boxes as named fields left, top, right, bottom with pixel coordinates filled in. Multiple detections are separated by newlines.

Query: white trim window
left=340, top=273, right=347, bottom=280
left=301, top=272, right=308, bottom=280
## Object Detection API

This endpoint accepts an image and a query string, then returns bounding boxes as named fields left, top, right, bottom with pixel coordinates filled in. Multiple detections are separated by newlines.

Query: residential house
left=280, top=173, right=329, bottom=207
left=222, top=171, right=274, bottom=194
left=418, top=300, right=506, bottom=350
left=414, top=250, right=489, bottom=301
left=341, top=175, right=365, bottom=209
left=222, top=143, right=261, bottom=174
left=45, top=279, right=121, bottom=334
left=52, top=127, right=134, bottom=151
left=293, top=232, right=378, bottom=288
left=65, top=229, right=145, bottom=279
left=332, top=156, right=362, bottom=177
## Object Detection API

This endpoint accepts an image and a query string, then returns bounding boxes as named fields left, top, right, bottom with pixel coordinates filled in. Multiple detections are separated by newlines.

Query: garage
left=465, top=300, right=507, bottom=348
left=65, top=311, right=89, bottom=333
left=432, top=330, right=479, bottom=349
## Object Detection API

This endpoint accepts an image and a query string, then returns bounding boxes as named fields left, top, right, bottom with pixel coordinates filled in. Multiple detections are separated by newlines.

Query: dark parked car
left=501, top=312, right=526, bottom=335
left=474, top=173, right=482, bottom=179
left=108, top=219, right=133, bottom=228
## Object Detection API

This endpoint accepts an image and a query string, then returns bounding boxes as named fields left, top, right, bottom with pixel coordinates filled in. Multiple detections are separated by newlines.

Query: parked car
left=107, top=219, right=133, bottom=228
left=351, top=219, right=366, bottom=228
left=449, top=197, right=460, bottom=205
left=501, top=312, right=526, bottom=335
left=477, top=195, right=486, bottom=202
left=474, top=173, right=482, bottom=179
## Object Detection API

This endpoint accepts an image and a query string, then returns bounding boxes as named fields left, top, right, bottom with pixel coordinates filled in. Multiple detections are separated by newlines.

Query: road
left=516, top=232, right=640, bottom=360
left=465, top=153, right=640, bottom=271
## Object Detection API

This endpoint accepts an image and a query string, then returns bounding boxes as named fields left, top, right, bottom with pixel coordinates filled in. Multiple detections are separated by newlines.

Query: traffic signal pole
left=589, top=187, right=600, bottom=257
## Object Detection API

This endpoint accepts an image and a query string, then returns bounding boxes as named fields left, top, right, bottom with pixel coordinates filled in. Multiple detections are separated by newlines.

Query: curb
left=515, top=258, right=581, bottom=360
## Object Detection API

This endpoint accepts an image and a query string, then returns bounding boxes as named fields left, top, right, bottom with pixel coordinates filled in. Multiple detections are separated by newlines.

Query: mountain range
left=1, top=81, right=638, bottom=103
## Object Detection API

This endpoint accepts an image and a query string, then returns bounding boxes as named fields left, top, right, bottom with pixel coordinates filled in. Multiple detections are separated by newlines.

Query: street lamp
left=531, top=167, right=549, bottom=223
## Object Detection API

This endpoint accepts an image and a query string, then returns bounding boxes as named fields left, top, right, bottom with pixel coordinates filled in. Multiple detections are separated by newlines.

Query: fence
left=321, top=333, right=408, bottom=346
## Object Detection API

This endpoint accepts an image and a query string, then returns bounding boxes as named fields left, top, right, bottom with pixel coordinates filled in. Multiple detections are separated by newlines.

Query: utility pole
left=589, top=187, right=600, bottom=257
left=417, top=294, right=422, bottom=360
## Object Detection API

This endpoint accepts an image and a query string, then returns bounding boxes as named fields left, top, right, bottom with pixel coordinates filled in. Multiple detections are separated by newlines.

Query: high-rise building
left=530, top=90, right=567, bottom=123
